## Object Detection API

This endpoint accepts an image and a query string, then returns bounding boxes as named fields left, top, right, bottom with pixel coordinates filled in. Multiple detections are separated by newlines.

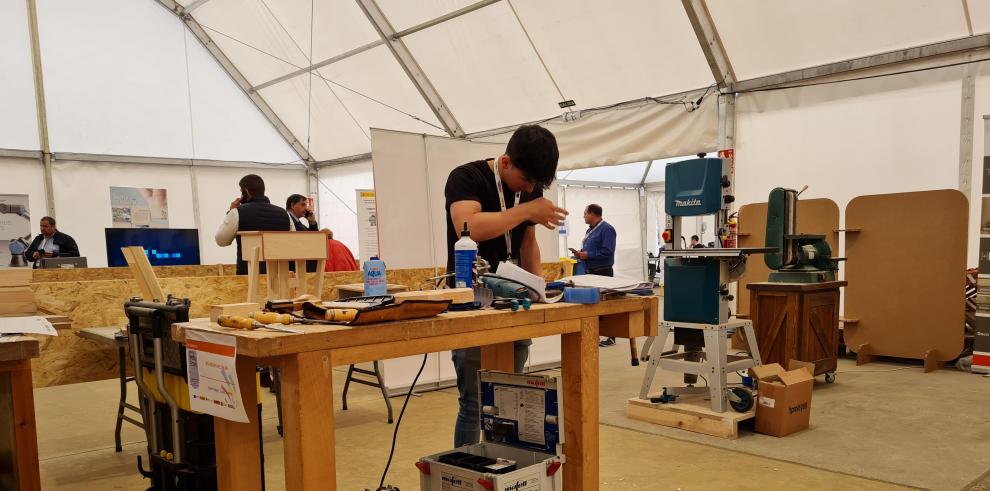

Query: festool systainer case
left=418, top=371, right=564, bottom=490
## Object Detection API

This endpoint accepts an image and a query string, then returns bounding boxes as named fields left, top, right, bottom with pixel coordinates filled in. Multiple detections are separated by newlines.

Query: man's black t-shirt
left=444, top=160, right=543, bottom=275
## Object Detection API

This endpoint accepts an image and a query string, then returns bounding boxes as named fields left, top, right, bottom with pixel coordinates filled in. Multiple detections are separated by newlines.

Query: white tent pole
left=959, top=61, right=976, bottom=201
left=250, top=41, right=384, bottom=92
left=155, top=0, right=314, bottom=165
left=26, top=0, right=55, bottom=218
left=682, top=0, right=736, bottom=90
left=356, top=0, right=466, bottom=137
left=734, top=33, right=990, bottom=92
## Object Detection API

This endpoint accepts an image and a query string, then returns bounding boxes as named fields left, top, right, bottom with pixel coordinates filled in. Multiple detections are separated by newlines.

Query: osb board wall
left=736, top=199, right=840, bottom=316
left=32, top=264, right=238, bottom=283
left=29, top=263, right=564, bottom=387
left=844, top=190, right=966, bottom=361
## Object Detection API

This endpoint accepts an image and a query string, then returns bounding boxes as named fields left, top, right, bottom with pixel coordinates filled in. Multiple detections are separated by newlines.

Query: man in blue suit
left=575, top=204, right=618, bottom=346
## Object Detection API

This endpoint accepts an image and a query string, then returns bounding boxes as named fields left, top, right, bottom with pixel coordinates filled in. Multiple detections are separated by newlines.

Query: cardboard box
left=750, top=360, right=815, bottom=437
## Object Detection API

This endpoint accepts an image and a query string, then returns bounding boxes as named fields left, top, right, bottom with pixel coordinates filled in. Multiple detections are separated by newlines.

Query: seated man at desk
left=444, top=124, right=567, bottom=447
left=25, top=216, right=79, bottom=268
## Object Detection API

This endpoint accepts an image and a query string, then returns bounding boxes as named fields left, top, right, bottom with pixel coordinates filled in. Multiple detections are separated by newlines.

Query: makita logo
left=442, top=475, right=465, bottom=486
left=674, top=199, right=702, bottom=207
left=504, top=481, right=530, bottom=491
left=788, top=402, right=808, bottom=415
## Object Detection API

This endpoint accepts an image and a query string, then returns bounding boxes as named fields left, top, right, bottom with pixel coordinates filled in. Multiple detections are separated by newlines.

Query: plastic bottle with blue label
left=363, top=256, right=387, bottom=296
left=454, top=222, right=477, bottom=288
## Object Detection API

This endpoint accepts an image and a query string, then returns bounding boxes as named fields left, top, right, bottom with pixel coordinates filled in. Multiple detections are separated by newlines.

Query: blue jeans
left=452, top=343, right=529, bottom=447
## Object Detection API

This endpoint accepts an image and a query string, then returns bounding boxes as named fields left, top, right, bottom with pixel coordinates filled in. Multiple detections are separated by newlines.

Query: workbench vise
left=764, top=187, right=838, bottom=283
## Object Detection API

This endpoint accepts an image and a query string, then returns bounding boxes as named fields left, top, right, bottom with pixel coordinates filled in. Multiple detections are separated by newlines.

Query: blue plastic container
left=363, top=256, right=387, bottom=296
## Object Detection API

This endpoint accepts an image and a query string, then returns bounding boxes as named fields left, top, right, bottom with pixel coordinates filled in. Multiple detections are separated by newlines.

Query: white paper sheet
left=492, top=385, right=546, bottom=446
left=185, top=329, right=248, bottom=423
left=0, top=316, right=58, bottom=336
left=492, top=261, right=564, bottom=303
left=559, top=274, right=653, bottom=291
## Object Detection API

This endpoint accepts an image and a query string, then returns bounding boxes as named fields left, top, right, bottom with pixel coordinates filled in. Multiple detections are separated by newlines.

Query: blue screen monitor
left=105, top=228, right=201, bottom=267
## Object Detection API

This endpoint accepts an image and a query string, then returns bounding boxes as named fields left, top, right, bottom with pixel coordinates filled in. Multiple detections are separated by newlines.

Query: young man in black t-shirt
left=444, top=125, right=567, bottom=447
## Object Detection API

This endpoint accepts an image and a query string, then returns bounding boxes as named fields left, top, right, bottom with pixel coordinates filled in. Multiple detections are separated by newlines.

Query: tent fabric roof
left=4, top=0, right=988, bottom=166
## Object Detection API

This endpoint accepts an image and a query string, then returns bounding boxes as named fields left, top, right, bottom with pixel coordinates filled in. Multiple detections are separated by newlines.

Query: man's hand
left=305, top=204, right=316, bottom=224
left=32, top=251, right=40, bottom=260
left=576, top=251, right=589, bottom=260
left=522, top=198, right=568, bottom=229
left=229, top=197, right=241, bottom=210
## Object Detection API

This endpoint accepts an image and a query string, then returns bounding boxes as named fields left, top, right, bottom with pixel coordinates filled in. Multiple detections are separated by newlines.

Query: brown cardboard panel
left=737, top=199, right=839, bottom=316
left=750, top=363, right=785, bottom=381
left=844, top=190, right=966, bottom=361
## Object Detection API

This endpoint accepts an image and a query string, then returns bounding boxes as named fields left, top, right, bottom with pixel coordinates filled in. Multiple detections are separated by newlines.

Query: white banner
left=110, top=187, right=169, bottom=228
left=356, top=189, right=378, bottom=261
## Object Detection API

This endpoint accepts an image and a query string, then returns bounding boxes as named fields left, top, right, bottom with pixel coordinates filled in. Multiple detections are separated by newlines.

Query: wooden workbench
left=0, top=335, right=41, bottom=491
left=173, top=295, right=658, bottom=491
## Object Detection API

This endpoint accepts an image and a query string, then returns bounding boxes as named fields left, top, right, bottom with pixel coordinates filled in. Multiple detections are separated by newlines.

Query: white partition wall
left=317, top=160, right=375, bottom=258
left=559, top=185, right=645, bottom=280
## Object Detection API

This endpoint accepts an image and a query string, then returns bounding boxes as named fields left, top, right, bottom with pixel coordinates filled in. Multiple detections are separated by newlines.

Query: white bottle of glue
left=454, top=222, right=478, bottom=288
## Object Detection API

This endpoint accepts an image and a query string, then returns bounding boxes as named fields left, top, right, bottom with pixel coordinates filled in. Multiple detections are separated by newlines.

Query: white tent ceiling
left=4, top=0, right=990, bottom=169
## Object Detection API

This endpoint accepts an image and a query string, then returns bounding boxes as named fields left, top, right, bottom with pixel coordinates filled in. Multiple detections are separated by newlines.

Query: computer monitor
left=105, top=228, right=201, bottom=267
left=40, top=257, right=88, bottom=269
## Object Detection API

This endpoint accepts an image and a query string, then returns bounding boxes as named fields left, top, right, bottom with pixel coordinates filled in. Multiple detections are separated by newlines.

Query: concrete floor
left=32, top=344, right=989, bottom=490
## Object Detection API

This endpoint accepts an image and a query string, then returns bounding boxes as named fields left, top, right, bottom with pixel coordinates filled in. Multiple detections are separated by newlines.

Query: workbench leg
left=213, top=356, right=262, bottom=491
left=0, top=359, right=41, bottom=491
left=279, top=351, right=335, bottom=490
left=561, top=317, right=599, bottom=490
left=480, top=342, right=515, bottom=372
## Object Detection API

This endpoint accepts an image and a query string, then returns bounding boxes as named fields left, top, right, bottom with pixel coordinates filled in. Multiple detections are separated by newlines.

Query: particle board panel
left=736, top=199, right=840, bottom=317
left=844, top=190, right=966, bottom=362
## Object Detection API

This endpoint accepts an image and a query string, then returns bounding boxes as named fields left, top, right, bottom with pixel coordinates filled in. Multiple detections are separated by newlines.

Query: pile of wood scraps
left=0, top=269, right=68, bottom=333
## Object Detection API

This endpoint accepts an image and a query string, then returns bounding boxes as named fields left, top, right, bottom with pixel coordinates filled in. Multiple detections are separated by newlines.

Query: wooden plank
left=294, top=260, right=306, bottom=298
left=209, top=303, right=261, bottom=323
left=0, top=288, right=35, bottom=316
left=331, top=320, right=581, bottom=366
left=260, top=232, right=328, bottom=261
left=122, top=246, right=166, bottom=302
left=599, top=310, right=645, bottom=339
left=214, top=355, right=262, bottom=491
left=0, top=270, right=32, bottom=288
left=845, top=190, right=967, bottom=362
left=121, top=247, right=153, bottom=300
left=0, top=338, right=39, bottom=363
left=246, top=246, right=261, bottom=304
left=560, top=317, right=598, bottom=490
left=314, top=262, right=326, bottom=298
left=0, top=359, right=40, bottom=490
left=626, top=396, right=753, bottom=439
left=280, top=350, right=335, bottom=490
left=239, top=233, right=264, bottom=261
left=480, top=342, right=515, bottom=372
left=277, top=261, right=290, bottom=300
left=542, top=296, right=656, bottom=323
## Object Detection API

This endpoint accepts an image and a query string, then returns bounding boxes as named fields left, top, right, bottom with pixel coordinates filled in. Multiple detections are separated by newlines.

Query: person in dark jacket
left=285, top=194, right=319, bottom=231
left=25, top=216, right=79, bottom=268
left=575, top=204, right=618, bottom=346
left=215, top=174, right=294, bottom=275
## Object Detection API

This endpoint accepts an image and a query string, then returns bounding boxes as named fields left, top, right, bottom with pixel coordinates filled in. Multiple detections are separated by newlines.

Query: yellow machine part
left=140, top=369, right=263, bottom=412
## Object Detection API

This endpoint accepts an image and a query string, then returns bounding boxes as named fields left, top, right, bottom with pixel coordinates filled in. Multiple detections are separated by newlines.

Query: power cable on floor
left=377, top=353, right=428, bottom=490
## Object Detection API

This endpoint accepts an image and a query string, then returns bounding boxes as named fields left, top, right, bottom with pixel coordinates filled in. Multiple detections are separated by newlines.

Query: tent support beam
left=682, top=0, right=736, bottom=90
left=250, top=40, right=385, bottom=93
left=314, top=152, right=372, bottom=169
left=49, top=151, right=306, bottom=170
left=155, top=0, right=314, bottom=165
left=734, top=33, right=990, bottom=93
left=26, top=0, right=55, bottom=218
left=393, top=0, right=502, bottom=39
left=356, top=0, right=465, bottom=137
left=959, top=60, right=976, bottom=201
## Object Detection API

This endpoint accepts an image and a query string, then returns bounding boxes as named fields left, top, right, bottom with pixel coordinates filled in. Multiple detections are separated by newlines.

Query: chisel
left=217, top=315, right=302, bottom=333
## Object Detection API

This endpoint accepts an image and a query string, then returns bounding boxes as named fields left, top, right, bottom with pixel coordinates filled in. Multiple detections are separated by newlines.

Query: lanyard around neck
left=492, top=159, right=521, bottom=259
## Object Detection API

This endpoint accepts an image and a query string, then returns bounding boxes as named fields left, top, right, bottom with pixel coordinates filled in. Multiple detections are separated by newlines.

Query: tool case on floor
left=417, top=370, right=564, bottom=490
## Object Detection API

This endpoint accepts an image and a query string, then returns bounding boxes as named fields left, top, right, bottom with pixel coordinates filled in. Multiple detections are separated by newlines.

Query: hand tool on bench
left=217, top=315, right=303, bottom=333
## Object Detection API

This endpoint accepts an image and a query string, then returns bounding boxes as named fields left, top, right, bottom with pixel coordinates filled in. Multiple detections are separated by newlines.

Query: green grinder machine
left=764, top=187, right=838, bottom=283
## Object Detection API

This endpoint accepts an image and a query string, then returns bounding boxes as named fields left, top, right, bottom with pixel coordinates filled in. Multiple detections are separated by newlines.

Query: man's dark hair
left=41, top=216, right=55, bottom=227
left=286, top=194, right=307, bottom=210
left=506, top=125, right=558, bottom=189
left=586, top=204, right=602, bottom=217
left=238, top=174, right=266, bottom=197
left=691, top=235, right=700, bottom=241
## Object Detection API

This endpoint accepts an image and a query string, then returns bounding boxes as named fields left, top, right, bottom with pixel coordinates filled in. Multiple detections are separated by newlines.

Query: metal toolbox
left=417, top=371, right=564, bottom=490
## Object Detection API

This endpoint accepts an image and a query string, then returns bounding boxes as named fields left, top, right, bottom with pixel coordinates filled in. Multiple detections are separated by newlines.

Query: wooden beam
left=481, top=342, right=515, bottom=372
left=280, top=351, right=335, bottom=490
left=213, top=355, right=262, bottom=491
left=560, top=317, right=599, bottom=488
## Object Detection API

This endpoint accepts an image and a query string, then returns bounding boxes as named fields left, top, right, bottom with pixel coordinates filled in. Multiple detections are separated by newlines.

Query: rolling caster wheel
left=728, top=387, right=754, bottom=413
left=825, top=372, right=836, bottom=384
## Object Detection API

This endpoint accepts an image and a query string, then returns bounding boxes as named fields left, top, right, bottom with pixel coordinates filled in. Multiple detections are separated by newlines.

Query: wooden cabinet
left=747, top=281, right=846, bottom=376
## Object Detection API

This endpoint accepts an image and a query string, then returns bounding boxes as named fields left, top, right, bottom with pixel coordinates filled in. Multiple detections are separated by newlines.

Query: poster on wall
left=976, top=120, right=990, bottom=374
left=110, top=187, right=169, bottom=228
left=0, top=195, right=31, bottom=267
left=356, top=189, right=378, bottom=261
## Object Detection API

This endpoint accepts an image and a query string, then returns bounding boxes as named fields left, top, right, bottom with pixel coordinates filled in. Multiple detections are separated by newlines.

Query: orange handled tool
left=249, top=311, right=293, bottom=325
left=325, top=309, right=358, bottom=323
left=218, top=315, right=302, bottom=333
